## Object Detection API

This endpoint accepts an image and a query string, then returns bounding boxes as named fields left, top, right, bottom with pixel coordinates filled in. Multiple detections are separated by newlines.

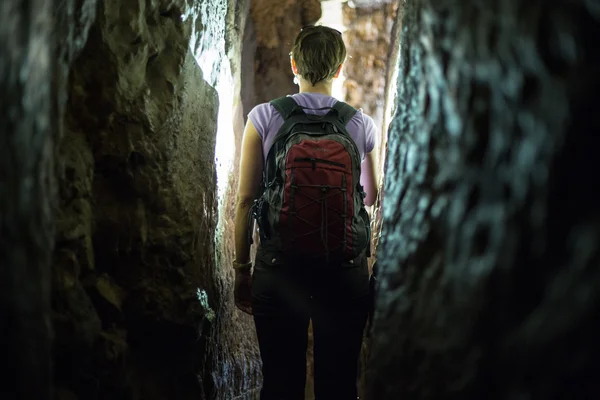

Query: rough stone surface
left=370, top=0, right=600, bottom=399
left=375, top=0, right=403, bottom=201
left=51, top=0, right=261, bottom=398
left=1, top=1, right=55, bottom=398
left=342, top=0, right=399, bottom=133
left=211, top=1, right=263, bottom=398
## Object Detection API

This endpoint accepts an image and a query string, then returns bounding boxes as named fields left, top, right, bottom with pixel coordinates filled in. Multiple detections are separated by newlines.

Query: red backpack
left=250, top=96, right=370, bottom=262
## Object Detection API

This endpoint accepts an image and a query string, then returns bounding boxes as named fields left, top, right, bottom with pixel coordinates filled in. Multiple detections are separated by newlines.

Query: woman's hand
left=234, top=268, right=253, bottom=315
left=233, top=120, right=262, bottom=316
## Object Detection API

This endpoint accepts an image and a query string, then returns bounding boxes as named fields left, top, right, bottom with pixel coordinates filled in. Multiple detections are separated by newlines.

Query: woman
left=233, top=25, right=378, bottom=400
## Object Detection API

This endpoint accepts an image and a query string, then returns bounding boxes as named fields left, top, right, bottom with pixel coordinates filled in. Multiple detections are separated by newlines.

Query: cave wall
left=211, top=0, right=263, bottom=398
left=1, top=0, right=100, bottom=398
left=51, top=0, right=260, bottom=399
left=370, top=0, right=600, bottom=399
left=1, top=1, right=55, bottom=398
left=342, top=0, right=399, bottom=134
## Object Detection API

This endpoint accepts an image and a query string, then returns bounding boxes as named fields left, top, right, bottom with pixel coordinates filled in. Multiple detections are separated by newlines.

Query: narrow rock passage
left=2, top=1, right=599, bottom=399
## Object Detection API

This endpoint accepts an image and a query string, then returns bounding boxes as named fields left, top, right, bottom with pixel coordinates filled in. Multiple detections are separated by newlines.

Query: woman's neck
left=297, top=78, right=333, bottom=96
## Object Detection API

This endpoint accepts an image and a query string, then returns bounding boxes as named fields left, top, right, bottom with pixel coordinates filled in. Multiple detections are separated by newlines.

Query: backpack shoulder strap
left=329, top=101, right=358, bottom=126
left=270, top=96, right=302, bottom=120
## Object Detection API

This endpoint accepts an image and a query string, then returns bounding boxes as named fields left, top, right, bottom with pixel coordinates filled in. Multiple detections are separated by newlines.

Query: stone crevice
left=3, top=1, right=600, bottom=399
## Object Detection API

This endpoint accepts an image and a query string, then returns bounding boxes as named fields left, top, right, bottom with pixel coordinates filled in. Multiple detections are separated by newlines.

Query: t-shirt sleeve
left=247, top=103, right=273, bottom=140
left=362, top=113, right=377, bottom=153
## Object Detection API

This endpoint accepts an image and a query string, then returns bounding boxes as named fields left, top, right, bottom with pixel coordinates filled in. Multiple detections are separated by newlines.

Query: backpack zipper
left=294, top=157, right=345, bottom=170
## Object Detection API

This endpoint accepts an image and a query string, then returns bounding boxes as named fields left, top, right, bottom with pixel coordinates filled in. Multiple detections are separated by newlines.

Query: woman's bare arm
left=361, top=151, right=378, bottom=207
left=234, top=120, right=264, bottom=264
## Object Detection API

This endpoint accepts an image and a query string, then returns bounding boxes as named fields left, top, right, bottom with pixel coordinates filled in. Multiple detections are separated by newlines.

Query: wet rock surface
left=370, top=0, right=600, bottom=399
left=1, top=1, right=56, bottom=398
left=7, top=0, right=600, bottom=399
left=51, top=0, right=260, bottom=398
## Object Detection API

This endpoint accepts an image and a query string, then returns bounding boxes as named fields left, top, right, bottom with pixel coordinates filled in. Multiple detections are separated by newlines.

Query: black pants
left=252, top=246, right=370, bottom=400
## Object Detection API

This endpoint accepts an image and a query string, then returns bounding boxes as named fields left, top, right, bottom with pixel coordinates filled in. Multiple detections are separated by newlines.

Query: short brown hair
left=291, top=25, right=346, bottom=86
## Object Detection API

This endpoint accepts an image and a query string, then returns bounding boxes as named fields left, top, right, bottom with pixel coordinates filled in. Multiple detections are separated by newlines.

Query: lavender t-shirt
left=248, top=92, right=377, bottom=162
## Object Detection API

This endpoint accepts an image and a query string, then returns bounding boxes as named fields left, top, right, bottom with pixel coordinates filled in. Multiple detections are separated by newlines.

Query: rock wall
left=342, top=0, right=399, bottom=134
left=211, top=0, right=263, bottom=398
left=375, top=0, right=403, bottom=211
left=370, top=0, right=600, bottom=399
left=51, top=0, right=260, bottom=399
left=1, top=1, right=55, bottom=398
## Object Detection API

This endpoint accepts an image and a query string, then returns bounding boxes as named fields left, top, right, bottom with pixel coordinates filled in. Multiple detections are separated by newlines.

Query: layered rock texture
left=1, top=1, right=56, bottom=398
left=370, top=0, right=600, bottom=399
left=342, top=0, right=399, bottom=134
left=6, top=0, right=600, bottom=399
left=49, top=0, right=260, bottom=399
